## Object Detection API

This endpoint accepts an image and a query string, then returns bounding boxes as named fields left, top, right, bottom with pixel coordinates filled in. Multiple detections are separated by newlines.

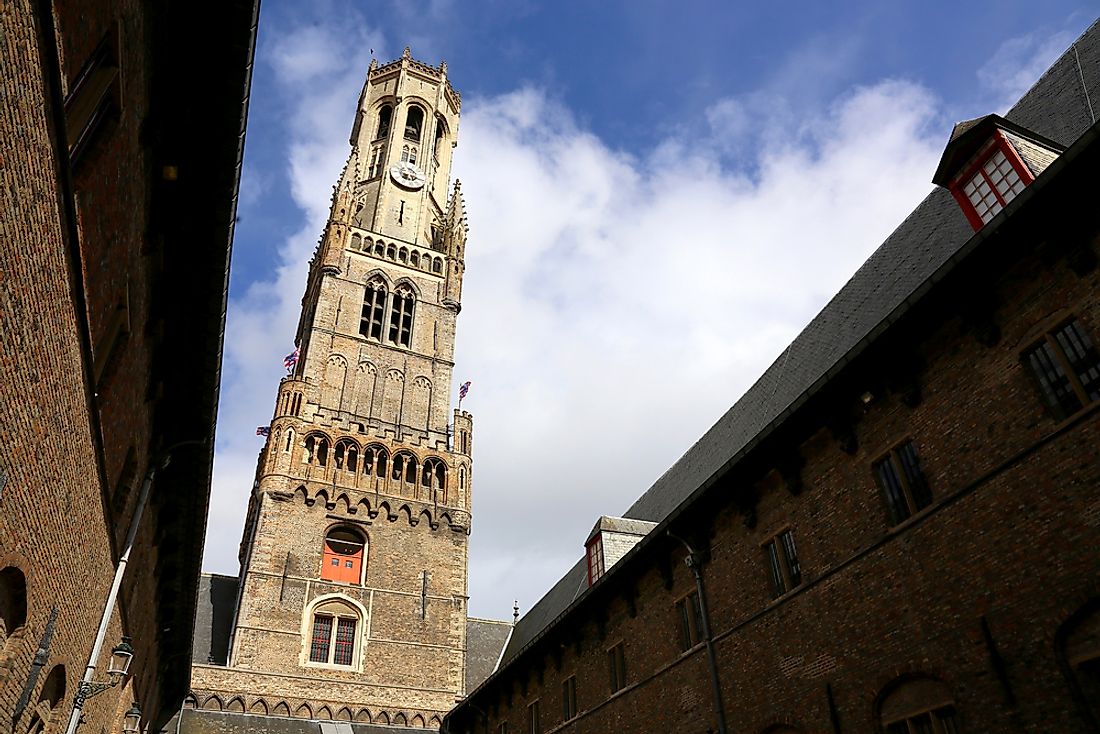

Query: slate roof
left=191, top=573, right=239, bottom=665
left=174, top=709, right=410, bottom=734
left=465, top=618, right=513, bottom=692
left=496, top=17, right=1100, bottom=669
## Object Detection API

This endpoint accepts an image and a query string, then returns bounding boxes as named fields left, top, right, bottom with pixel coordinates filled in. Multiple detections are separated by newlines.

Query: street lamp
left=74, top=637, right=134, bottom=708
left=122, top=702, right=142, bottom=734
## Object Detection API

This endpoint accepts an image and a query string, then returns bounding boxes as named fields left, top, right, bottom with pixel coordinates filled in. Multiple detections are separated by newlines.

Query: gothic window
left=422, top=457, right=447, bottom=502
left=304, top=435, right=329, bottom=467
left=307, top=598, right=362, bottom=667
left=388, top=285, right=415, bottom=347
left=363, top=445, right=388, bottom=477
left=878, top=675, right=959, bottom=734
left=874, top=440, right=932, bottom=525
left=1023, top=318, right=1100, bottom=420
left=373, top=241, right=385, bottom=257
left=401, top=145, right=410, bottom=163
left=284, top=428, right=294, bottom=453
left=434, top=118, right=446, bottom=162
left=410, top=251, right=420, bottom=268
left=391, top=453, right=418, bottom=485
left=409, top=147, right=417, bottom=165
left=350, top=233, right=361, bottom=251
left=404, top=105, right=424, bottom=142
left=360, top=280, right=387, bottom=341
left=399, top=247, right=408, bottom=264
left=334, top=441, right=358, bottom=473
left=432, top=257, right=443, bottom=274
left=459, top=467, right=466, bottom=490
left=376, top=104, right=392, bottom=139
left=320, top=528, right=366, bottom=584
left=386, top=244, right=396, bottom=260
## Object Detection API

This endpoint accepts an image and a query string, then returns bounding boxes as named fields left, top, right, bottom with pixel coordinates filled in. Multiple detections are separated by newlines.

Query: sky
left=205, top=1, right=1099, bottom=621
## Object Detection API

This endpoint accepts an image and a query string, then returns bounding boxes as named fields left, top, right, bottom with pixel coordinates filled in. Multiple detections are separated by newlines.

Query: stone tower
left=188, top=49, right=473, bottom=729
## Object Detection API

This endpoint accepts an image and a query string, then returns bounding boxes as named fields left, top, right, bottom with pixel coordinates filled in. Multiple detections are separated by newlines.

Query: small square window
left=874, top=440, right=932, bottom=525
left=345, top=560, right=353, bottom=568
left=331, top=558, right=339, bottom=566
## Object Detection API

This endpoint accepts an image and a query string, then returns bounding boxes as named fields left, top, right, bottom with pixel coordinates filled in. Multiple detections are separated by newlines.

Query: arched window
left=398, top=247, right=408, bottom=264
left=320, top=528, right=366, bottom=584
left=333, top=441, right=358, bottom=473
left=284, top=428, right=294, bottom=453
left=422, top=457, right=447, bottom=501
left=432, top=257, right=443, bottom=274
left=434, top=118, right=446, bottom=162
left=373, top=240, right=384, bottom=257
left=410, top=251, right=420, bottom=268
left=388, top=285, right=415, bottom=348
left=401, top=145, right=410, bottom=163
left=360, top=280, right=387, bottom=341
left=391, top=453, right=415, bottom=484
left=304, top=435, right=329, bottom=467
left=376, top=105, right=392, bottom=139
left=459, top=467, right=466, bottom=490
left=363, top=445, right=388, bottom=478
left=350, top=233, right=361, bottom=251
left=386, top=244, right=396, bottom=260
left=878, top=675, right=959, bottom=734
left=0, top=566, right=28, bottom=684
left=409, top=147, right=417, bottom=165
left=306, top=598, right=362, bottom=667
left=404, top=106, right=424, bottom=142
left=25, top=664, right=65, bottom=734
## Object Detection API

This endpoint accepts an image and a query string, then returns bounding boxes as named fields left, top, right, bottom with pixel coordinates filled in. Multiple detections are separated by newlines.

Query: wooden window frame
left=526, top=699, right=540, bottom=734
left=675, top=591, right=704, bottom=651
left=305, top=603, right=361, bottom=669
left=882, top=704, right=959, bottom=734
left=560, top=675, right=577, bottom=721
left=586, top=535, right=605, bottom=586
left=947, top=132, right=1034, bottom=230
left=64, top=28, right=121, bottom=167
left=761, top=528, right=802, bottom=599
left=607, top=642, right=627, bottom=694
left=1022, top=317, right=1100, bottom=421
left=873, top=440, right=932, bottom=526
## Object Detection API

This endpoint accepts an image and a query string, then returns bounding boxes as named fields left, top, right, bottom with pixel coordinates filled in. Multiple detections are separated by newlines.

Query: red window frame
left=947, top=131, right=1034, bottom=231
left=586, top=535, right=605, bottom=586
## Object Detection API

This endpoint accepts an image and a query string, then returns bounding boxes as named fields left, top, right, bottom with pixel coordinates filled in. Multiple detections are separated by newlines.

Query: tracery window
left=363, top=445, right=388, bottom=477
left=333, top=441, right=358, bottom=472
left=360, top=280, right=387, bottom=341
left=422, top=457, right=447, bottom=502
left=304, top=434, right=329, bottom=467
left=391, top=453, right=417, bottom=485
left=388, top=285, right=415, bottom=347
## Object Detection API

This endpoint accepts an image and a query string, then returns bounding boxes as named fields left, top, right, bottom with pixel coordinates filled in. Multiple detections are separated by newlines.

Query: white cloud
left=204, top=22, right=948, bottom=622
left=978, top=27, right=1076, bottom=112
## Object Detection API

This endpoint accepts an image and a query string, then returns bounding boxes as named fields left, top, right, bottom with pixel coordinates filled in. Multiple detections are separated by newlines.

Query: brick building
left=445, top=20, right=1100, bottom=734
left=178, top=50, right=508, bottom=734
left=1, top=1, right=256, bottom=733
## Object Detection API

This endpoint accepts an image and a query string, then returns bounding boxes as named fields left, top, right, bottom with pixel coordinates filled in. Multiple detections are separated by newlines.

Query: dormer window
left=586, top=535, right=605, bottom=586
left=584, top=516, right=656, bottom=587
left=932, top=114, right=1063, bottom=232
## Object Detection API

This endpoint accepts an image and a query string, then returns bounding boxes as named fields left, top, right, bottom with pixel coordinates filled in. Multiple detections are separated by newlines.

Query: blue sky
left=208, top=1, right=1098, bottom=620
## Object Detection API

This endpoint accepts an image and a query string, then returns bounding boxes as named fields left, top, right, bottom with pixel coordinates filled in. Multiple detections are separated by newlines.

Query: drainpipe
left=668, top=531, right=729, bottom=734
left=64, top=441, right=205, bottom=734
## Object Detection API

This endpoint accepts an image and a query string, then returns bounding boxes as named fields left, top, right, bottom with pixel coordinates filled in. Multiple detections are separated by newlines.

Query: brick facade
left=445, top=23, right=1100, bottom=734
left=1, top=0, right=254, bottom=731
left=187, top=50, right=478, bottom=729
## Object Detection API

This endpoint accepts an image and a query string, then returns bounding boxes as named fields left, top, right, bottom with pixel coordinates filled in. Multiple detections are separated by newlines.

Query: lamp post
left=122, top=702, right=142, bottom=734
left=72, top=638, right=133, bottom=709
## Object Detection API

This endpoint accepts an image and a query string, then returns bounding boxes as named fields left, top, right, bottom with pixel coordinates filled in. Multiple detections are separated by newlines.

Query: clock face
left=389, top=162, right=427, bottom=190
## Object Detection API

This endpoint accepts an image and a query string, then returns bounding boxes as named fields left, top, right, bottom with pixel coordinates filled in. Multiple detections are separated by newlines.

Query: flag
left=283, top=347, right=299, bottom=372
left=459, top=381, right=471, bottom=400
left=256, top=426, right=270, bottom=437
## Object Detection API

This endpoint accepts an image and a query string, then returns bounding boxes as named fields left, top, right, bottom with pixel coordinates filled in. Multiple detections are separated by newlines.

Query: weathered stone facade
left=189, top=50, right=476, bottom=729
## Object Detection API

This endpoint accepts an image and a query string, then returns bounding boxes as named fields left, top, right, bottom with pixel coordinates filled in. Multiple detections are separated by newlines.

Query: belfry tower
left=187, top=49, right=473, bottom=729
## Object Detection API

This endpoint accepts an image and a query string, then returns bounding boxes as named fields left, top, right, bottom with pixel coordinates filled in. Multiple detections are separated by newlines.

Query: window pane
left=909, top=712, right=935, bottom=734
left=875, top=458, right=910, bottom=524
left=1056, top=320, right=1100, bottom=401
left=1025, top=341, right=1082, bottom=419
left=333, top=618, right=356, bottom=665
left=310, top=615, right=333, bottom=662
left=690, top=593, right=705, bottom=645
left=897, top=442, right=932, bottom=511
left=935, top=706, right=959, bottom=734
left=780, top=531, right=801, bottom=587
left=765, top=541, right=786, bottom=597
left=677, top=600, right=692, bottom=651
